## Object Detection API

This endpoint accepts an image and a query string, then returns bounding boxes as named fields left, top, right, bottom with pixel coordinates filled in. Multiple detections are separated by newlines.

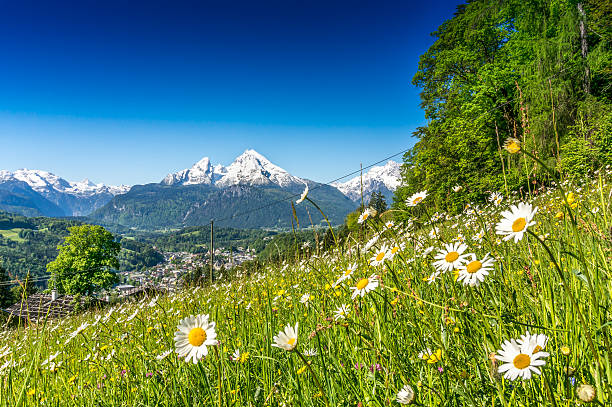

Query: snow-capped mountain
left=94, top=149, right=356, bottom=230
left=0, top=169, right=130, bottom=216
left=332, top=161, right=402, bottom=203
left=161, top=157, right=227, bottom=186
left=162, top=149, right=305, bottom=188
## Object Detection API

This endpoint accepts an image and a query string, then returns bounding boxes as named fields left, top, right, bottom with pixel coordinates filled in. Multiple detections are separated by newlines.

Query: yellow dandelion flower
left=503, top=137, right=521, bottom=154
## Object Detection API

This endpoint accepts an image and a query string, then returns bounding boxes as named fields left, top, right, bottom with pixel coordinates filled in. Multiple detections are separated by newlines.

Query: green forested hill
left=395, top=0, right=611, bottom=213
left=90, top=182, right=357, bottom=230
left=132, top=226, right=276, bottom=254
left=0, top=211, right=163, bottom=282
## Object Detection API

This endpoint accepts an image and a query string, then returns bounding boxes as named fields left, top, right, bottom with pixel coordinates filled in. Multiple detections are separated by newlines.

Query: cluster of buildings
left=119, top=246, right=257, bottom=291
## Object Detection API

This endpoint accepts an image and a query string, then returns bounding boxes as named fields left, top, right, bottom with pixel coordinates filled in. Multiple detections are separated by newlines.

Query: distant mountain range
left=332, top=160, right=401, bottom=204
left=0, top=169, right=129, bottom=217
left=0, top=150, right=402, bottom=229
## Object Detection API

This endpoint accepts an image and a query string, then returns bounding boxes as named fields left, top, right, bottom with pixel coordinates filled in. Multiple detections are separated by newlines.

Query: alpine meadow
left=1, top=0, right=611, bottom=406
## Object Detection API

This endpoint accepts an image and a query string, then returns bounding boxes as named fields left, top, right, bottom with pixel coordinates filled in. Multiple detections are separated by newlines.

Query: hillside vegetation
left=395, top=0, right=611, bottom=213
left=0, top=211, right=163, bottom=281
left=90, top=182, right=356, bottom=230
left=1, top=163, right=610, bottom=405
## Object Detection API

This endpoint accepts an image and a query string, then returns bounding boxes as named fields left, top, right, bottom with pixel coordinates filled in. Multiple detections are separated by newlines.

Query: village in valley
left=118, top=246, right=257, bottom=292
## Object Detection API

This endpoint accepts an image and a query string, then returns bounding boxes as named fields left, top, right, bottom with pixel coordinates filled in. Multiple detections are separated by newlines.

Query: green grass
left=1, top=169, right=610, bottom=406
left=0, top=228, right=26, bottom=243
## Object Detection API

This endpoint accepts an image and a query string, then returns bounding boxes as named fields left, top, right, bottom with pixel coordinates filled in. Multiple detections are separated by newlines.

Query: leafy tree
left=47, top=225, right=121, bottom=296
left=395, top=0, right=611, bottom=213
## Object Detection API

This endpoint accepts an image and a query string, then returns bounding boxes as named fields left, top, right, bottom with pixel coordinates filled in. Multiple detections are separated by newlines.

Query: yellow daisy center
left=344, top=269, right=352, bottom=276
left=533, top=345, right=542, bottom=353
left=513, top=353, right=531, bottom=369
left=356, top=278, right=369, bottom=290
left=188, top=327, right=207, bottom=347
left=287, top=337, right=296, bottom=346
left=512, top=217, right=526, bottom=232
left=413, top=197, right=423, bottom=204
left=362, top=213, right=369, bottom=220
left=445, top=251, right=459, bottom=262
left=391, top=246, right=399, bottom=254
left=376, top=252, right=385, bottom=262
left=466, top=261, right=482, bottom=274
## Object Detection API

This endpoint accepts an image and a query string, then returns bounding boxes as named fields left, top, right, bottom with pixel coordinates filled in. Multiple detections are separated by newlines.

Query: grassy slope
left=0, top=171, right=610, bottom=406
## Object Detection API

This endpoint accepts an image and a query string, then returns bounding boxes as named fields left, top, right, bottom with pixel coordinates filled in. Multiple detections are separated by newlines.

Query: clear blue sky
left=0, top=0, right=463, bottom=186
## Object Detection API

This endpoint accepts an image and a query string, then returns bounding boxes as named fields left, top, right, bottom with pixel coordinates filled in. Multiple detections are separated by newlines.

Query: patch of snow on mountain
left=332, top=161, right=402, bottom=202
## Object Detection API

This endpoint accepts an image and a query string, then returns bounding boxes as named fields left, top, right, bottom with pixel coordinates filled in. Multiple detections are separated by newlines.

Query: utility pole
left=210, top=220, right=214, bottom=284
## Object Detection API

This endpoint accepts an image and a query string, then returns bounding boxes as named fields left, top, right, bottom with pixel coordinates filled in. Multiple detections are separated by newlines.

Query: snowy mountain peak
left=162, top=150, right=304, bottom=188
left=332, top=160, right=402, bottom=202
left=216, top=149, right=303, bottom=188
left=162, top=156, right=225, bottom=186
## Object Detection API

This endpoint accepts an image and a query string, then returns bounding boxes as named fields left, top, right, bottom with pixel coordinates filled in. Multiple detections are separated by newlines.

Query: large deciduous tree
left=47, top=225, right=120, bottom=296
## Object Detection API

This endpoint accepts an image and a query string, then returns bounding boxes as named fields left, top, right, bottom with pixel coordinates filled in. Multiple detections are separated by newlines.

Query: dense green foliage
left=0, top=211, right=163, bottom=286
left=90, top=182, right=356, bottom=230
left=0, top=266, right=14, bottom=308
left=47, top=225, right=121, bottom=295
left=132, top=226, right=275, bottom=254
left=395, top=0, right=611, bottom=213
left=117, top=238, right=165, bottom=270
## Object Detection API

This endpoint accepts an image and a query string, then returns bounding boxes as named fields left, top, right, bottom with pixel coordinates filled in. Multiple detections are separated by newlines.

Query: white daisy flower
left=428, top=227, right=439, bottom=239
left=432, top=242, right=469, bottom=272
left=333, top=263, right=357, bottom=287
left=495, top=202, right=538, bottom=242
left=303, top=348, right=318, bottom=357
left=452, top=185, right=463, bottom=193
left=406, top=190, right=427, bottom=207
left=396, top=384, right=416, bottom=404
left=472, top=229, right=485, bottom=243
left=422, top=246, right=435, bottom=257
left=364, top=234, right=380, bottom=251
left=230, top=349, right=241, bottom=362
left=384, top=220, right=395, bottom=229
left=333, top=304, right=350, bottom=320
left=300, top=293, right=311, bottom=306
left=489, top=192, right=503, bottom=206
left=426, top=271, right=440, bottom=284
left=457, top=253, right=495, bottom=286
left=369, top=244, right=389, bottom=266
left=156, top=350, right=172, bottom=360
left=496, top=337, right=549, bottom=380
left=518, top=331, right=548, bottom=353
left=41, top=351, right=60, bottom=366
left=296, top=184, right=309, bottom=204
left=358, top=208, right=375, bottom=224
left=174, top=314, right=218, bottom=363
left=351, top=274, right=379, bottom=299
left=272, top=322, right=299, bottom=351
left=386, top=242, right=405, bottom=261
